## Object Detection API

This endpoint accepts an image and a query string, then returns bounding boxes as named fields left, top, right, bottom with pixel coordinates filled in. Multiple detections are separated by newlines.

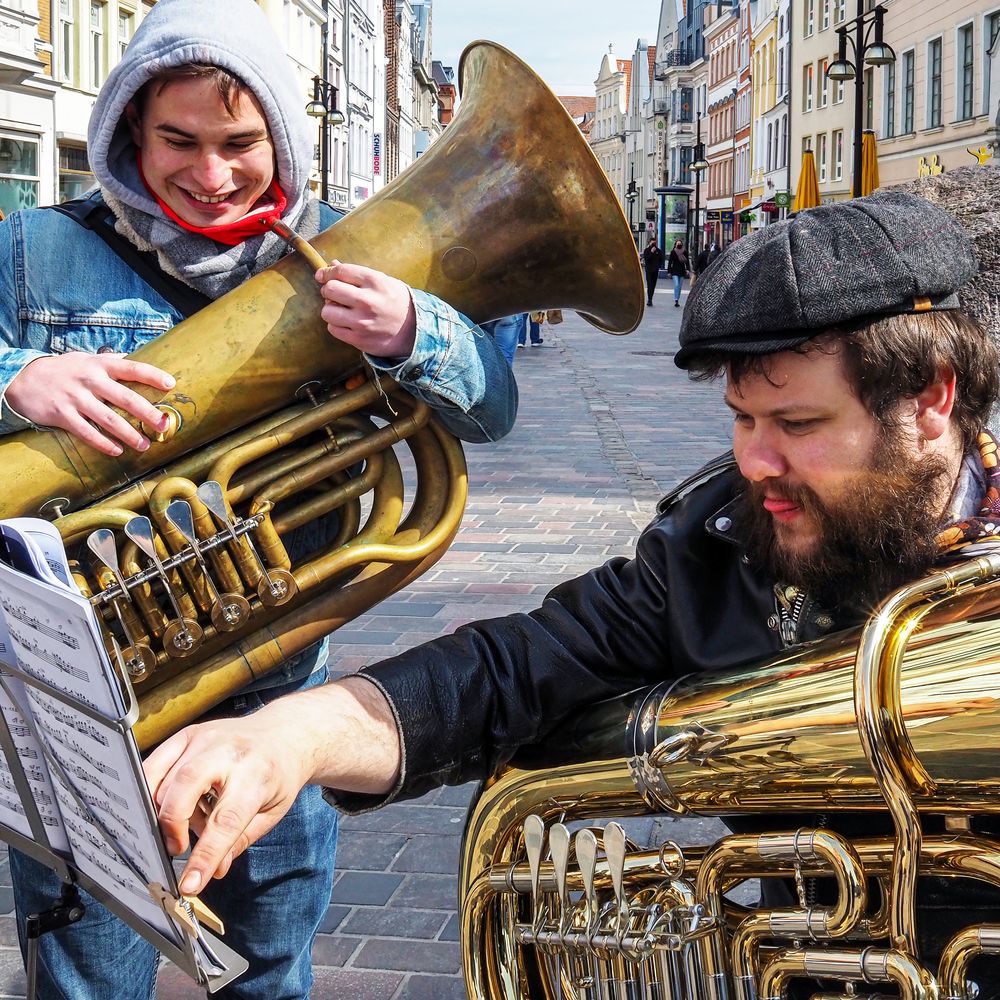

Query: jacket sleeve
left=0, top=215, right=49, bottom=434
left=329, top=514, right=679, bottom=810
left=363, top=289, right=517, bottom=443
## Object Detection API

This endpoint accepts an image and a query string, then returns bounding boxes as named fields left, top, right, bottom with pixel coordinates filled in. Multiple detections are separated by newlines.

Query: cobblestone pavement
left=0, top=276, right=734, bottom=998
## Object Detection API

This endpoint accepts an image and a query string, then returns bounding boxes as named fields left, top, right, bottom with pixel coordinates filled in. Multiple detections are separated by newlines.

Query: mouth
left=181, top=187, right=238, bottom=206
left=763, top=496, right=802, bottom=521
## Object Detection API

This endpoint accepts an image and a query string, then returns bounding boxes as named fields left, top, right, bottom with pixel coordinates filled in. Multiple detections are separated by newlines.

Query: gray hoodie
left=88, top=0, right=314, bottom=224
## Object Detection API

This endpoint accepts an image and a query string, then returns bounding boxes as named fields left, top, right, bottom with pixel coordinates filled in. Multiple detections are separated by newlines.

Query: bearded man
left=146, top=191, right=1000, bottom=993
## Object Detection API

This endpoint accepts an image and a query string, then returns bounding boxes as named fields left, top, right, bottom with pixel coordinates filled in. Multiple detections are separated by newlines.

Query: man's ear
left=914, top=365, right=957, bottom=442
left=124, top=102, right=143, bottom=147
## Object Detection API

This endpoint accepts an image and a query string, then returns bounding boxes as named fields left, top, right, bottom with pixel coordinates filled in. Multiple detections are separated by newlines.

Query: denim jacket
left=0, top=202, right=517, bottom=693
left=0, top=203, right=517, bottom=443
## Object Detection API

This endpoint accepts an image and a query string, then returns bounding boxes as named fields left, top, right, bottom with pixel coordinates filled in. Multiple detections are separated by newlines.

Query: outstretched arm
left=144, top=675, right=400, bottom=896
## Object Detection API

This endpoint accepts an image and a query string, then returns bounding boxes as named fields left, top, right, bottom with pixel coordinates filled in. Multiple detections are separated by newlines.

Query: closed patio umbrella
left=792, top=149, right=820, bottom=212
left=858, top=129, right=880, bottom=197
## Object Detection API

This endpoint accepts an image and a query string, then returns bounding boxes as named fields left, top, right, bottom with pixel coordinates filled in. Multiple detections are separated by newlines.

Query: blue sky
left=429, top=1, right=663, bottom=95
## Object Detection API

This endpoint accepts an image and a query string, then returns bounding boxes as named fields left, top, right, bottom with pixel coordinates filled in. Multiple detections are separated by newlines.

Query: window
left=0, top=136, right=40, bottom=216
left=834, top=0, right=846, bottom=22
left=90, top=2, right=105, bottom=90
left=985, top=11, right=1000, bottom=113
left=833, top=129, right=843, bottom=180
left=902, top=49, right=915, bottom=133
left=884, top=62, right=896, bottom=138
left=767, top=122, right=773, bottom=171
left=819, top=58, right=829, bottom=107
left=834, top=75, right=845, bottom=104
left=817, top=132, right=828, bottom=182
left=822, top=0, right=830, bottom=30
left=59, top=143, right=94, bottom=201
left=927, top=37, right=942, bottom=127
left=865, top=67, right=874, bottom=129
left=958, top=22, right=974, bottom=120
left=804, top=0, right=814, bottom=36
left=59, top=0, right=73, bottom=82
left=803, top=64, right=814, bottom=111
left=118, top=7, right=133, bottom=60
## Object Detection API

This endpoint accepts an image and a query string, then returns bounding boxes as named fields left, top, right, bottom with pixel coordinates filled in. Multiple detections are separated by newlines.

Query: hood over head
left=88, top=0, right=314, bottom=222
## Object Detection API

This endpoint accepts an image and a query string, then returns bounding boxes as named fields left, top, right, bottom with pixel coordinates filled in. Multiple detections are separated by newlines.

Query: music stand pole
left=25, top=882, right=85, bottom=1000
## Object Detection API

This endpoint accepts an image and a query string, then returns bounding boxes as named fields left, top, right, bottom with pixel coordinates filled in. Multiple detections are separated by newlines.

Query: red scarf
left=139, top=155, right=288, bottom=246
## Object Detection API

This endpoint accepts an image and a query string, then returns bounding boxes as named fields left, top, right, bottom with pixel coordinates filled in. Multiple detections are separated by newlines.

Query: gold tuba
left=459, top=551, right=1000, bottom=998
left=0, top=42, right=644, bottom=751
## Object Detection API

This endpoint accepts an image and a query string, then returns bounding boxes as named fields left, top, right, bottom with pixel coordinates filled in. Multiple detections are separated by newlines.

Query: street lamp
left=625, top=163, right=638, bottom=242
left=305, top=75, right=346, bottom=203
left=825, top=3, right=896, bottom=198
left=690, top=114, right=709, bottom=260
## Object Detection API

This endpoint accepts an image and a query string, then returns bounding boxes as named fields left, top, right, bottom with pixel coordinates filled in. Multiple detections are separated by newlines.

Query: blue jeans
left=518, top=318, right=542, bottom=345
left=10, top=668, right=338, bottom=1000
left=672, top=274, right=684, bottom=302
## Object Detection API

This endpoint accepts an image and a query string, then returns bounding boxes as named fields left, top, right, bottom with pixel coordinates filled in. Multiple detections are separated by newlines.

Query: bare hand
left=315, top=261, right=417, bottom=358
left=144, top=715, right=309, bottom=895
left=5, top=353, right=175, bottom=457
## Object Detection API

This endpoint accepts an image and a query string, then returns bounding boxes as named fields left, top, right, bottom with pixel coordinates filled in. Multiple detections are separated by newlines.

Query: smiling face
left=126, top=76, right=276, bottom=228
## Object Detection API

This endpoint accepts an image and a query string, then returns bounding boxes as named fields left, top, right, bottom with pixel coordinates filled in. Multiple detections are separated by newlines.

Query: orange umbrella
left=793, top=149, right=820, bottom=212
left=858, top=129, right=880, bottom=197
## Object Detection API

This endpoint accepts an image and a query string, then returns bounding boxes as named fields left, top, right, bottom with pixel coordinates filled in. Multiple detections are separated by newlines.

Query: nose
left=190, top=152, right=232, bottom=192
left=734, top=427, right=788, bottom=483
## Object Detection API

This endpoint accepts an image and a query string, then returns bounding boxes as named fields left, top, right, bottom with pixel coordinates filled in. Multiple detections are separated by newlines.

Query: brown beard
left=739, top=438, right=952, bottom=614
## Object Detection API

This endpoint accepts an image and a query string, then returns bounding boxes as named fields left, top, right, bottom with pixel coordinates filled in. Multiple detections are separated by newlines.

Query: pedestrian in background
left=666, top=238, right=690, bottom=307
left=519, top=310, right=544, bottom=348
left=696, top=240, right=722, bottom=276
left=641, top=236, right=665, bottom=306
left=483, top=313, right=527, bottom=364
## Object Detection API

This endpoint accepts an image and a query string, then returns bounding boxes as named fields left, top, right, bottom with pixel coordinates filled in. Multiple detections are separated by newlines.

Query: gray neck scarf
left=102, top=189, right=322, bottom=300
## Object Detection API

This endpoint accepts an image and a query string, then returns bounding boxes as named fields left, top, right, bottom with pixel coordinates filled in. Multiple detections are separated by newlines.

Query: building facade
left=871, top=1, right=999, bottom=185
left=704, top=2, right=739, bottom=246
left=590, top=49, right=630, bottom=220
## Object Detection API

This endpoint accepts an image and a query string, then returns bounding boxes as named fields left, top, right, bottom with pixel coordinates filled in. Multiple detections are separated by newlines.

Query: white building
left=0, top=0, right=56, bottom=212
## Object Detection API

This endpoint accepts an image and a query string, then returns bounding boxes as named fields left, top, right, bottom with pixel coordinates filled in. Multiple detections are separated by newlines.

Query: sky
left=429, top=1, right=664, bottom=96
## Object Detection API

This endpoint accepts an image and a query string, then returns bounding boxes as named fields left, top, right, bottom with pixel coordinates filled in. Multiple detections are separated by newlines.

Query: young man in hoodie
left=0, top=0, right=517, bottom=996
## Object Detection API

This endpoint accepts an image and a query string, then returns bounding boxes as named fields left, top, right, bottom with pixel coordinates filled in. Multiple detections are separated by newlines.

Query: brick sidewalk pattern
left=0, top=279, right=735, bottom=998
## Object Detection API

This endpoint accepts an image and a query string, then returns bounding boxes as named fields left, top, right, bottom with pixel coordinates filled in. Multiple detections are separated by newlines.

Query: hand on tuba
left=315, top=259, right=418, bottom=358
left=4, top=351, right=175, bottom=456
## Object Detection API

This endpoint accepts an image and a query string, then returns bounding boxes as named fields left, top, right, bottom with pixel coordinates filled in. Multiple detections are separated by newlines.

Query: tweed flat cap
left=675, top=191, right=977, bottom=369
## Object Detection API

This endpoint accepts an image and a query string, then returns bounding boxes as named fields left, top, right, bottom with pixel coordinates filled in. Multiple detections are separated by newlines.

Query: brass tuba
left=1, top=42, right=644, bottom=751
left=459, top=551, right=1000, bottom=998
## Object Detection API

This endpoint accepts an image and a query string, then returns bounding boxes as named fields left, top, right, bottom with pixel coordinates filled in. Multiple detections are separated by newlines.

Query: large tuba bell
left=459, top=551, right=1000, bottom=998
left=0, top=42, right=643, bottom=751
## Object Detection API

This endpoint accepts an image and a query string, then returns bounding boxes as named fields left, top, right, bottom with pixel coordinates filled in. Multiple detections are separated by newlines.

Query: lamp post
left=690, top=114, right=709, bottom=261
left=305, top=76, right=346, bottom=203
left=826, top=2, right=895, bottom=198
left=625, top=163, right=638, bottom=244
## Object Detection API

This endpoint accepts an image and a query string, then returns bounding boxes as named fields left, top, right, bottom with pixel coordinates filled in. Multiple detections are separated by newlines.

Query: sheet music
left=0, top=520, right=235, bottom=983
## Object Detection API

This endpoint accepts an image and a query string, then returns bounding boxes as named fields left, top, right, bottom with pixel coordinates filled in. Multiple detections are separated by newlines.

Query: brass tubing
left=120, top=539, right=168, bottom=641
left=757, top=947, right=939, bottom=1000
left=854, top=552, right=1000, bottom=955
left=134, top=419, right=468, bottom=748
left=938, top=925, right=1000, bottom=1000
left=270, top=465, right=372, bottom=537
left=147, top=478, right=214, bottom=615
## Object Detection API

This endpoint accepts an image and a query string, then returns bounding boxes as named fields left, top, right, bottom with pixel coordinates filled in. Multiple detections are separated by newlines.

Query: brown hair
left=132, top=64, right=250, bottom=118
left=687, top=310, right=1000, bottom=452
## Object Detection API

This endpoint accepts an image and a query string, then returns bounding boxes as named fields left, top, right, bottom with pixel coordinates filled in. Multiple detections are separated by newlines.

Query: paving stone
left=439, top=912, right=460, bottom=943
left=389, top=835, right=462, bottom=875
left=390, top=873, right=459, bottom=911
left=395, top=974, right=470, bottom=1000
left=319, top=904, right=351, bottom=933
left=341, top=906, right=446, bottom=939
left=331, top=871, right=404, bottom=906
left=353, top=938, right=460, bottom=973
left=305, top=968, right=403, bottom=1000
left=333, top=833, right=407, bottom=871
left=311, top=932, right=361, bottom=967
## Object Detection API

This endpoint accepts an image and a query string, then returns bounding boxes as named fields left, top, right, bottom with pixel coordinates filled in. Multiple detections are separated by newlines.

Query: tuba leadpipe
left=0, top=42, right=644, bottom=748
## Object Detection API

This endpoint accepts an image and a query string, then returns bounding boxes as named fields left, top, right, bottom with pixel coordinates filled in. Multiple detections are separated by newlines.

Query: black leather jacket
left=361, top=454, right=853, bottom=804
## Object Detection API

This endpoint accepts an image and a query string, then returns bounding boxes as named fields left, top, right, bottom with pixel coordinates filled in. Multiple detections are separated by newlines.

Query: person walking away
left=519, top=311, right=544, bottom=347
left=666, top=238, right=690, bottom=307
left=484, top=313, right=527, bottom=364
left=642, top=236, right=665, bottom=306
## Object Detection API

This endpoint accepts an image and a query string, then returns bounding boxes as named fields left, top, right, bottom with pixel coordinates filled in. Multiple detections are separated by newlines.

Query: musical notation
left=8, top=625, right=88, bottom=682
left=30, top=692, right=109, bottom=746
left=1, top=600, right=79, bottom=650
